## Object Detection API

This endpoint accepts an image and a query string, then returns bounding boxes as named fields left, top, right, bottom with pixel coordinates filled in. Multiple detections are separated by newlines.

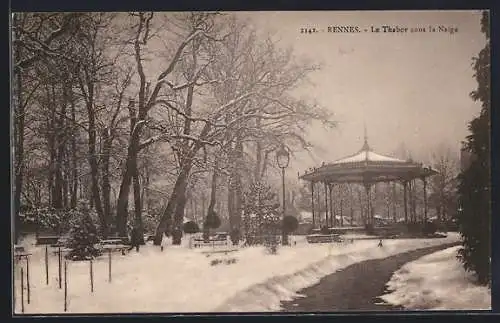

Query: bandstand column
left=324, top=182, right=329, bottom=228
left=329, top=184, right=334, bottom=227
left=311, top=182, right=315, bottom=229
left=364, top=184, right=372, bottom=225
left=403, top=180, right=408, bottom=224
left=422, top=177, right=428, bottom=223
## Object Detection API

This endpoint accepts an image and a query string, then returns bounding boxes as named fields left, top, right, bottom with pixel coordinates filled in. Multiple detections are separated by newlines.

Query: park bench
left=36, top=235, right=60, bottom=245
left=145, top=234, right=155, bottom=242
left=192, top=238, right=228, bottom=248
left=306, top=234, right=343, bottom=244
left=98, top=238, right=131, bottom=255
left=99, top=243, right=130, bottom=255
left=14, top=251, right=32, bottom=262
left=200, top=248, right=238, bottom=256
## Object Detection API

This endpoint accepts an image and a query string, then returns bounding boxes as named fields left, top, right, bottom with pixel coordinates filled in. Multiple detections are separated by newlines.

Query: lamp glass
left=276, top=147, right=289, bottom=168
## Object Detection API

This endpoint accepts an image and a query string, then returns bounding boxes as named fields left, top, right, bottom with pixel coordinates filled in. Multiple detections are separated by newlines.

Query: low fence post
left=45, top=245, right=49, bottom=285
left=58, top=247, right=62, bottom=289
left=108, top=249, right=112, bottom=283
left=90, top=259, right=94, bottom=293
left=20, top=267, right=25, bottom=313
left=26, top=257, right=30, bottom=304
left=64, top=261, right=68, bottom=312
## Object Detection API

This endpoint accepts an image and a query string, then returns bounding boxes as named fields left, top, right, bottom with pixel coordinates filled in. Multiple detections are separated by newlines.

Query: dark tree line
left=456, top=11, right=491, bottom=285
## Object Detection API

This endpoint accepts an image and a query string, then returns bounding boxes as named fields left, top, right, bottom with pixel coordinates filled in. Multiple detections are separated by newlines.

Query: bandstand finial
left=361, top=122, right=370, bottom=151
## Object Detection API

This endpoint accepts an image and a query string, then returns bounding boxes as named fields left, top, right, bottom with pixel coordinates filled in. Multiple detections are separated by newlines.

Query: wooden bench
left=145, top=234, right=155, bottom=242
left=306, top=234, right=344, bottom=244
left=37, top=236, right=60, bottom=245
left=201, top=248, right=238, bottom=255
left=51, top=247, right=72, bottom=256
left=14, top=252, right=32, bottom=262
left=99, top=243, right=130, bottom=255
left=192, top=238, right=228, bottom=248
left=102, top=236, right=130, bottom=244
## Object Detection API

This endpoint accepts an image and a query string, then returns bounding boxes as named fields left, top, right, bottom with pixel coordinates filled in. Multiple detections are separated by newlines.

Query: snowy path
left=13, top=234, right=460, bottom=314
left=279, top=242, right=459, bottom=312
left=380, top=245, right=491, bottom=310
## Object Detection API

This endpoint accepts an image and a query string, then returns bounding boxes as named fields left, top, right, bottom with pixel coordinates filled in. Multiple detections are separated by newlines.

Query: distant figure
left=378, top=239, right=383, bottom=247
left=129, top=225, right=140, bottom=252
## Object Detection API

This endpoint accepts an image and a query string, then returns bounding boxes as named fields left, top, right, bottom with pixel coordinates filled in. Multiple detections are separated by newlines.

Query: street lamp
left=276, top=144, right=290, bottom=245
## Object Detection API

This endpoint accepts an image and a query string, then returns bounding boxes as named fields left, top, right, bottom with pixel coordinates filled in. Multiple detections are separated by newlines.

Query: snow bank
left=379, top=246, right=491, bottom=310
left=13, top=233, right=459, bottom=314
left=214, top=234, right=460, bottom=312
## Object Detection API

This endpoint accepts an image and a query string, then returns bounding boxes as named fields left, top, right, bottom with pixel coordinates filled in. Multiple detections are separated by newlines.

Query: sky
left=233, top=10, right=486, bottom=176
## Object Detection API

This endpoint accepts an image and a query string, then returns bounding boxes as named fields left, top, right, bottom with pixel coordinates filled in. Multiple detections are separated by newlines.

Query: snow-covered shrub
left=242, top=182, right=281, bottom=253
left=210, top=259, right=222, bottom=266
left=20, top=206, right=69, bottom=233
left=203, top=211, right=221, bottom=242
left=142, top=209, right=162, bottom=233
left=183, top=221, right=200, bottom=234
left=320, top=225, right=330, bottom=235
left=283, top=215, right=299, bottom=233
left=229, top=228, right=240, bottom=245
left=422, top=221, right=438, bottom=235
left=19, top=202, right=97, bottom=236
left=66, top=204, right=101, bottom=261
left=172, top=227, right=183, bottom=244
left=205, top=212, right=221, bottom=229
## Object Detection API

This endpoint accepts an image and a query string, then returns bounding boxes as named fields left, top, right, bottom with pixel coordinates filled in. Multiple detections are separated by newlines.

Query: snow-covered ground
left=13, top=233, right=460, bottom=314
left=379, top=246, right=491, bottom=310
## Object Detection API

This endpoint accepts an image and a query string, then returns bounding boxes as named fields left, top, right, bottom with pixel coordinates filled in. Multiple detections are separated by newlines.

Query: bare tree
left=429, top=144, right=459, bottom=223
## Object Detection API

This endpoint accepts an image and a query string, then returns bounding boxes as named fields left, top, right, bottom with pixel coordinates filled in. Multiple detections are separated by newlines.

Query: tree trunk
left=86, top=95, right=106, bottom=236
left=53, top=83, right=69, bottom=210
left=132, top=164, right=145, bottom=245
left=172, top=175, right=189, bottom=245
left=203, top=162, right=218, bottom=237
left=49, top=85, right=58, bottom=209
left=234, top=138, right=244, bottom=235
left=13, top=41, right=24, bottom=243
left=70, top=96, right=78, bottom=209
left=254, top=140, right=262, bottom=182
left=154, top=164, right=192, bottom=245
left=227, top=171, right=235, bottom=239
left=116, top=156, right=135, bottom=236
left=101, top=128, right=112, bottom=235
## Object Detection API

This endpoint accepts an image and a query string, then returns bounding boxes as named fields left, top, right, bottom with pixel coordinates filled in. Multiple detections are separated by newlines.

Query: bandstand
left=299, top=132, right=438, bottom=230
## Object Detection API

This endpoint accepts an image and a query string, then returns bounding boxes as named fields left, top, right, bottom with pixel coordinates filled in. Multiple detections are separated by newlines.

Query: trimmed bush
left=320, top=225, right=330, bottom=235
left=422, top=221, right=438, bottom=235
left=230, top=228, right=240, bottom=245
left=172, top=228, right=183, bottom=244
left=282, top=215, right=299, bottom=233
left=365, top=223, right=375, bottom=235
left=205, top=213, right=221, bottom=229
left=183, top=221, right=200, bottom=234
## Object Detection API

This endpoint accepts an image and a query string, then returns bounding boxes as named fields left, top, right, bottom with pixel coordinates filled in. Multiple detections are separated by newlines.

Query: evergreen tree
left=66, top=204, right=101, bottom=261
left=242, top=181, right=281, bottom=252
left=456, top=11, right=491, bottom=285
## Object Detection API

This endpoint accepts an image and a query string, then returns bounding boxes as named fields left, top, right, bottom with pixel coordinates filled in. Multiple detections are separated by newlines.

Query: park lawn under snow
left=14, top=233, right=460, bottom=314
left=379, top=245, right=491, bottom=310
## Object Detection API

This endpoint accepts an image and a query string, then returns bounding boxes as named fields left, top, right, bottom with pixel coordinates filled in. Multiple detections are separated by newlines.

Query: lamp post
left=276, top=144, right=290, bottom=245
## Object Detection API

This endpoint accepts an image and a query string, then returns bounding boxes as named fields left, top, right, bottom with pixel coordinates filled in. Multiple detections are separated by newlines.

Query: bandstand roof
left=299, top=135, right=437, bottom=184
